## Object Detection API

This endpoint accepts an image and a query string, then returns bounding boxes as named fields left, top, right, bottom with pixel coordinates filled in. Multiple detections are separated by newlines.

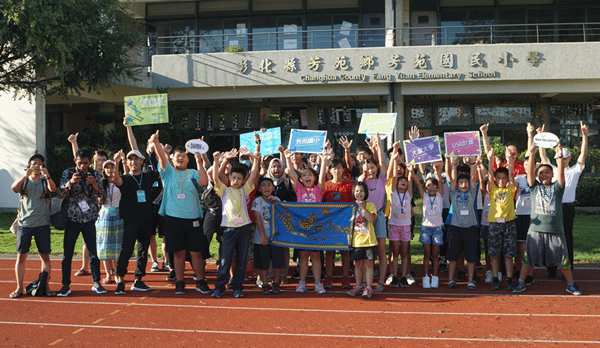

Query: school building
left=1, top=0, right=599, bottom=210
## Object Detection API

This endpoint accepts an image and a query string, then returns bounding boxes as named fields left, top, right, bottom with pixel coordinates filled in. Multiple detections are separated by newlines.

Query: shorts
left=152, top=203, right=163, bottom=237
left=523, top=231, right=570, bottom=269
left=419, top=226, right=444, bottom=245
left=373, top=209, right=387, bottom=239
left=446, top=225, right=479, bottom=263
left=515, top=215, right=530, bottom=242
left=388, top=225, right=411, bottom=242
left=488, top=220, right=517, bottom=258
left=253, top=243, right=285, bottom=270
left=16, top=225, right=51, bottom=254
left=163, top=215, right=209, bottom=256
left=480, top=225, right=489, bottom=240
left=351, top=246, right=377, bottom=261
left=203, top=208, right=224, bottom=242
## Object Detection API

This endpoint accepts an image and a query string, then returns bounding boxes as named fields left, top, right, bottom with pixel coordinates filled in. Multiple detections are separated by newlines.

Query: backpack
left=200, top=185, right=221, bottom=210
left=26, top=271, right=48, bottom=297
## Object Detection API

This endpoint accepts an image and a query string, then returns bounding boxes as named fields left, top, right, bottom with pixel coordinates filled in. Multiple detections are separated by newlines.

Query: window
left=199, top=19, right=224, bottom=53
left=436, top=106, right=471, bottom=126
left=252, top=17, right=277, bottom=51
left=333, top=15, right=358, bottom=48
left=307, top=16, right=333, bottom=49
left=278, top=16, right=302, bottom=50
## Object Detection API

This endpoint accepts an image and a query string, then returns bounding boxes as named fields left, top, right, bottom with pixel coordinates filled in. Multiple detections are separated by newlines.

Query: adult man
left=112, top=149, right=161, bottom=294
left=58, top=148, right=105, bottom=296
left=480, top=124, right=526, bottom=176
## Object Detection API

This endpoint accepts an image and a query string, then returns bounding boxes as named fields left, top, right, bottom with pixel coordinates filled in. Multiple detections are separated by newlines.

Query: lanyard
left=459, top=192, right=468, bottom=207
left=130, top=173, right=143, bottom=189
left=541, top=184, right=553, bottom=202
left=176, top=169, right=187, bottom=192
left=397, top=191, right=406, bottom=213
left=428, top=194, right=436, bottom=210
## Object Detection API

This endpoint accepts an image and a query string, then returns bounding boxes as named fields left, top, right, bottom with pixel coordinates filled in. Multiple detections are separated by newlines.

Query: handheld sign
left=124, top=94, right=169, bottom=126
left=403, top=136, right=442, bottom=165
left=185, top=139, right=209, bottom=154
left=533, top=132, right=559, bottom=148
left=288, top=129, right=327, bottom=154
left=358, top=113, right=397, bottom=135
left=444, top=131, right=481, bottom=157
left=239, top=127, right=281, bottom=155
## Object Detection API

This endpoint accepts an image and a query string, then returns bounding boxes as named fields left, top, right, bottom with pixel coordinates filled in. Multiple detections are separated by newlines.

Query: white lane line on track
left=2, top=298, right=600, bottom=318
left=0, top=321, right=599, bottom=344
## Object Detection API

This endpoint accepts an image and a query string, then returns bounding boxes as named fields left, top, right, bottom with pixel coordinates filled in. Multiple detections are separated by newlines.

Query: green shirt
left=529, top=181, right=564, bottom=234
left=17, top=178, right=50, bottom=228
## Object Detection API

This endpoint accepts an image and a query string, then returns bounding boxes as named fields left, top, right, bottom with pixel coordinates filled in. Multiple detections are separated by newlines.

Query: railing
left=145, top=22, right=600, bottom=64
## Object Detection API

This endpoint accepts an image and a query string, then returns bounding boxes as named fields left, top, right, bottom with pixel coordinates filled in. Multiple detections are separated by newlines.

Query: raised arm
left=470, top=155, right=478, bottom=188
left=247, top=150, right=261, bottom=187
left=339, top=135, right=353, bottom=171
left=479, top=124, right=491, bottom=157
left=449, top=156, right=458, bottom=191
left=526, top=142, right=538, bottom=187
left=124, top=117, right=139, bottom=151
left=475, top=156, right=486, bottom=196
left=486, top=149, right=495, bottom=193
left=285, top=151, right=299, bottom=188
left=507, top=150, right=516, bottom=187
left=555, top=143, right=565, bottom=187
left=434, top=160, right=444, bottom=197
left=387, top=140, right=401, bottom=179
left=526, top=123, right=535, bottom=157
left=149, top=130, right=168, bottom=171
left=373, top=133, right=388, bottom=176
left=317, top=152, right=328, bottom=191
left=391, top=150, right=399, bottom=193
left=68, top=133, right=79, bottom=159
left=578, top=121, right=589, bottom=168
left=112, top=151, right=124, bottom=187
left=194, top=152, right=209, bottom=187
left=536, top=124, right=550, bottom=164
left=407, top=164, right=416, bottom=197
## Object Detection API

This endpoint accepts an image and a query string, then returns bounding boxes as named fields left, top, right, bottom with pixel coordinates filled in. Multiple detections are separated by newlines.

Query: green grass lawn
left=1, top=211, right=599, bottom=263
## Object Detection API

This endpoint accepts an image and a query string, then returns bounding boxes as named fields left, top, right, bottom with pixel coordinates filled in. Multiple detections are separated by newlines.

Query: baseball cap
left=127, top=150, right=146, bottom=160
left=562, top=148, right=571, bottom=158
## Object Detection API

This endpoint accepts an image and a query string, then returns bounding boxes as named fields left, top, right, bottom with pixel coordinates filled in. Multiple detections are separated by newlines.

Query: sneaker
left=431, top=275, right=439, bottom=288
left=256, top=278, right=264, bottom=288
left=346, top=285, right=363, bottom=296
left=566, top=282, right=582, bottom=296
left=233, top=290, right=244, bottom=298
left=399, top=276, right=409, bottom=287
left=525, top=275, right=535, bottom=285
left=115, top=282, right=126, bottom=295
left=174, top=280, right=185, bottom=295
left=362, top=287, right=373, bottom=299
left=161, top=262, right=170, bottom=271
left=485, top=270, right=493, bottom=283
left=341, top=277, right=352, bottom=289
left=422, top=275, right=431, bottom=289
left=314, top=281, right=326, bottom=294
left=166, top=270, right=176, bottom=281
left=491, top=277, right=500, bottom=290
left=131, top=280, right=151, bottom=292
left=195, top=279, right=211, bottom=294
left=272, top=284, right=281, bottom=294
left=390, top=276, right=400, bottom=287
left=150, top=261, right=159, bottom=272
left=512, top=280, right=526, bottom=293
left=92, top=282, right=107, bottom=294
left=505, top=277, right=514, bottom=291
left=296, top=280, right=307, bottom=293
left=385, top=274, right=394, bottom=285
left=457, top=270, right=467, bottom=282
left=57, top=285, right=71, bottom=297
left=193, top=275, right=198, bottom=281
left=292, top=268, right=300, bottom=280
left=211, top=289, right=222, bottom=298
left=476, top=261, right=485, bottom=269
left=261, top=284, right=271, bottom=295
left=323, top=277, right=333, bottom=289
left=406, top=274, right=416, bottom=285
left=498, top=272, right=502, bottom=282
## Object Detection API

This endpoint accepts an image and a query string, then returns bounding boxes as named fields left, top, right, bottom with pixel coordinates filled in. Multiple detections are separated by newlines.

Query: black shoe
left=513, top=270, right=520, bottom=281
left=476, top=261, right=484, bottom=269
left=525, top=275, right=535, bottom=285
left=457, top=270, right=467, bottom=282
left=131, top=280, right=151, bottom=292
left=399, top=276, right=409, bottom=287
left=92, top=282, right=107, bottom=294
left=57, top=285, right=71, bottom=297
left=438, top=263, right=448, bottom=273
left=166, top=270, right=176, bottom=281
left=505, top=277, right=514, bottom=291
left=292, top=268, right=300, bottom=280
left=175, top=280, right=185, bottom=295
left=115, top=282, right=126, bottom=295
left=261, top=284, right=271, bottom=295
left=272, top=283, right=281, bottom=294
left=472, top=274, right=481, bottom=283
left=491, top=277, right=500, bottom=290
left=391, top=276, right=400, bottom=287
left=195, top=279, right=211, bottom=294
left=548, top=268, right=557, bottom=279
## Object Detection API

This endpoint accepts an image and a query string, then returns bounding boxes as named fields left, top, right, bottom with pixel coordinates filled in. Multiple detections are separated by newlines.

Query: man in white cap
left=111, top=149, right=161, bottom=294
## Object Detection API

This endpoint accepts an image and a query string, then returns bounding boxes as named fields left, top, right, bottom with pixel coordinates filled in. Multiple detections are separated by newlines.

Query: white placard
left=185, top=139, right=209, bottom=154
left=340, top=21, right=352, bottom=36
left=533, top=132, right=560, bottom=148
left=284, top=39, right=297, bottom=50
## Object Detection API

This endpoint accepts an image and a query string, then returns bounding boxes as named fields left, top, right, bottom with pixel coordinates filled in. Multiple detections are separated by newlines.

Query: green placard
left=124, top=93, right=169, bottom=126
left=357, top=113, right=397, bottom=135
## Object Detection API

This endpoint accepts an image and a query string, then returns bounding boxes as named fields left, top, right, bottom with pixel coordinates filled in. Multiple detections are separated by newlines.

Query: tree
left=0, top=0, right=142, bottom=98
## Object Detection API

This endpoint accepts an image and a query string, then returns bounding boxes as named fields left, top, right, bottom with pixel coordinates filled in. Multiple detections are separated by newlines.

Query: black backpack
left=26, top=271, right=48, bottom=297
left=200, top=185, right=221, bottom=210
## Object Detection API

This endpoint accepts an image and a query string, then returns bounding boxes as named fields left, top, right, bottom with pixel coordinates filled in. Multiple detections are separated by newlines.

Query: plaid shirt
left=60, top=168, right=103, bottom=223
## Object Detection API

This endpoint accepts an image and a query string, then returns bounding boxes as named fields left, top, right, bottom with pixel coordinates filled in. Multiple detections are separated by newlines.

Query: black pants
left=62, top=221, right=101, bottom=285
left=116, top=222, right=153, bottom=279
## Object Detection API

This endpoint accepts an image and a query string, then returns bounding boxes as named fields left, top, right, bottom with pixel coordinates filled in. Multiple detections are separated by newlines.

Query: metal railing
left=143, top=22, right=600, bottom=65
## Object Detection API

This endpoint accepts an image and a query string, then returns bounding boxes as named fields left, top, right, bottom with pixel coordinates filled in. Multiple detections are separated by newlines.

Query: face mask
left=240, top=160, right=251, bottom=168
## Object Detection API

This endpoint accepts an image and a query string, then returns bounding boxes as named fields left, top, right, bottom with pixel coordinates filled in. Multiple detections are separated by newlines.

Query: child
left=212, top=148, right=261, bottom=298
left=386, top=154, right=413, bottom=288
left=474, top=158, right=492, bottom=284
left=323, top=158, right=354, bottom=289
left=486, top=149, right=517, bottom=291
left=446, top=155, right=479, bottom=290
left=512, top=142, right=582, bottom=295
left=415, top=161, right=444, bottom=289
left=251, top=177, right=283, bottom=294
left=346, top=182, right=378, bottom=298
left=285, top=150, right=328, bottom=294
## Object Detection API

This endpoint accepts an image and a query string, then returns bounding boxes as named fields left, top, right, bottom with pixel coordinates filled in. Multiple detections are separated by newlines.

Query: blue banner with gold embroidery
left=270, top=201, right=357, bottom=251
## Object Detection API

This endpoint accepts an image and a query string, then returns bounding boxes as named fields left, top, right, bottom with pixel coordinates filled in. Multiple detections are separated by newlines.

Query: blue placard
left=287, top=129, right=327, bottom=154
left=239, top=127, right=281, bottom=155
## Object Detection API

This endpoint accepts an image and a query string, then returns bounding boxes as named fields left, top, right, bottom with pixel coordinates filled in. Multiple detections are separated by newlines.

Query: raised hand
left=526, top=122, right=535, bottom=136
left=149, top=130, right=160, bottom=144
left=479, top=123, right=489, bottom=134
left=581, top=121, right=589, bottom=136
left=339, top=135, right=353, bottom=151
left=68, top=133, right=78, bottom=143
left=536, top=124, right=545, bottom=134
left=408, top=126, right=419, bottom=140
left=40, top=167, right=50, bottom=177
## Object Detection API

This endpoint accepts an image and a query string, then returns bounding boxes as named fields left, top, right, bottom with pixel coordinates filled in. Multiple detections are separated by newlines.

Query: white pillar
left=393, top=83, right=404, bottom=142
left=385, top=0, right=395, bottom=47
left=396, top=0, right=408, bottom=47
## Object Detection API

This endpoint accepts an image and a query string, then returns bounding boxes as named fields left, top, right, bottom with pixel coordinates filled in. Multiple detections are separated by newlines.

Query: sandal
left=45, top=289, right=56, bottom=297
left=373, top=283, right=385, bottom=293
left=74, top=269, right=89, bottom=276
left=448, top=280, right=456, bottom=289
left=9, top=290, right=23, bottom=298
left=467, top=282, right=477, bottom=290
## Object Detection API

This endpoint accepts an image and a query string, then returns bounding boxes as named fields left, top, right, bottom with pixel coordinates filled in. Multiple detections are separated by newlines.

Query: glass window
left=527, top=8, right=555, bottom=43
left=199, top=19, right=224, bottom=53
left=224, top=19, right=249, bottom=51
left=475, top=104, right=531, bottom=124
left=558, top=7, right=585, bottom=42
left=435, top=105, right=471, bottom=126
left=278, top=16, right=302, bottom=50
left=360, top=13, right=385, bottom=47
left=409, top=106, right=433, bottom=128
left=586, top=7, right=600, bottom=41
left=440, top=9, right=467, bottom=45
left=147, top=22, right=171, bottom=56
left=252, top=17, right=277, bottom=51
left=498, top=9, right=526, bottom=43
left=307, top=16, right=332, bottom=49
left=333, top=15, right=358, bottom=48
left=170, top=20, right=197, bottom=54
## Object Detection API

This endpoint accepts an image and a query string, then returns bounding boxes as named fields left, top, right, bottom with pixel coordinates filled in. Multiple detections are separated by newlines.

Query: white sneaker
left=431, top=275, right=439, bottom=288
left=422, top=275, right=431, bottom=289
left=406, top=274, right=416, bottom=285
left=498, top=272, right=502, bottom=282
left=485, top=270, right=493, bottom=283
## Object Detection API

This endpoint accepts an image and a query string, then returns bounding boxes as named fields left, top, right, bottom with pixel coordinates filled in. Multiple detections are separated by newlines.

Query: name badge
left=360, top=228, right=370, bottom=234
left=497, top=218, right=505, bottom=223
left=78, top=200, right=90, bottom=212
left=192, top=220, right=200, bottom=227
left=177, top=193, right=185, bottom=200
left=546, top=204, right=555, bottom=212
left=460, top=210, right=469, bottom=216
left=235, top=217, right=244, bottom=224
left=152, top=181, right=159, bottom=187
left=137, top=190, right=146, bottom=203
left=427, top=210, right=437, bottom=216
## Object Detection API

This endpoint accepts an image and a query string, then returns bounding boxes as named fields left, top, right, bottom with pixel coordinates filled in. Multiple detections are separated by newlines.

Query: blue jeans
left=214, top=224, right=253, bottom=292
left=62, top=221, right=101, bottom=285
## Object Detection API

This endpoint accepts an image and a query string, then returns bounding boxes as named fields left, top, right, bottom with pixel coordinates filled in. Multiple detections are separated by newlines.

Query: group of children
left=10, top=119, right=587, bottom=299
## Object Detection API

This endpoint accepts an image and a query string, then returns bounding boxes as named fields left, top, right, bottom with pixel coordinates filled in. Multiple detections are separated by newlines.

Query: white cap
left=562, top=148, right=571, bottom=158
left=127, top=150, right=145, bottom=160
left=103, top=160, right=116, bottom=169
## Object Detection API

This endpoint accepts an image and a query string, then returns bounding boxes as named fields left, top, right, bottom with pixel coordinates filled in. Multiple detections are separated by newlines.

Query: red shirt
left=323, top=180, right=354, bottom=203
left=493, top=160, right=526, bottom=176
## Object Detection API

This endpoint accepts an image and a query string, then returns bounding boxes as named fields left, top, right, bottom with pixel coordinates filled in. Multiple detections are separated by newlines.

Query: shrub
left=575, top=177, right=600, bottom=207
